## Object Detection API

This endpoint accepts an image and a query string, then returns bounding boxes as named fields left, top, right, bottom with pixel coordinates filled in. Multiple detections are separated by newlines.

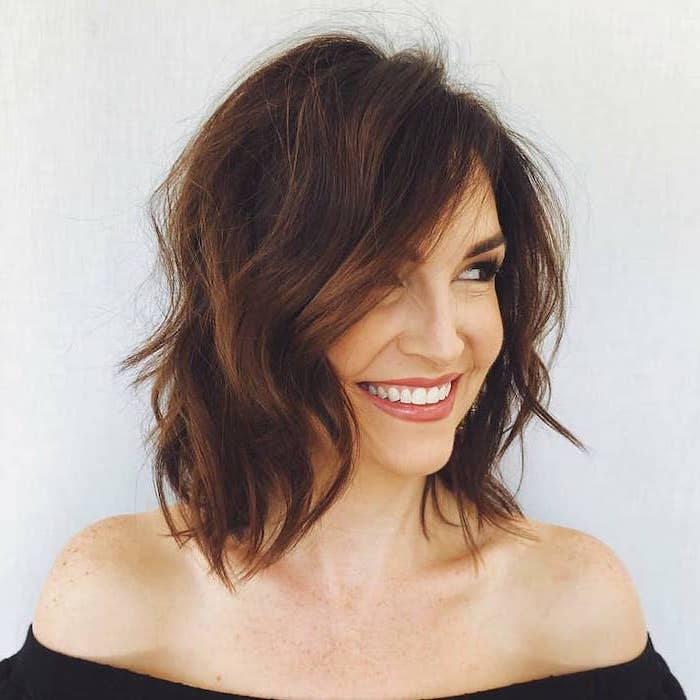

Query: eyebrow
left=409, top=230, right=507, bottom=265
left=462, top=230, right=507, bottom=260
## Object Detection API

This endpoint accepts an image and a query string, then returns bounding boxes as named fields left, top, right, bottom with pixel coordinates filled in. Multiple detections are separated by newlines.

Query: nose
left=397, top=291, right=464, bottom=367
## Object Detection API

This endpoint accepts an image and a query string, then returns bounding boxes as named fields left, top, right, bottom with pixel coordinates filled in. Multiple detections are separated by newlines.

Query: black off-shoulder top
left=0, top=624, right=687, bottom=699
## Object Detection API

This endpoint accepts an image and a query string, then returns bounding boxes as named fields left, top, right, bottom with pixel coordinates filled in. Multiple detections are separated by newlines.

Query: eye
left=457, top=256, right=503, bottom=283
left=388, top=255, right=504, bottom=291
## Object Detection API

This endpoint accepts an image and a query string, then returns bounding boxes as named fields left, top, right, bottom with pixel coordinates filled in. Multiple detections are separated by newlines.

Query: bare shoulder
left=31, top=510, right=168, bottom=660
left=526, top=521, right=649, bottom=670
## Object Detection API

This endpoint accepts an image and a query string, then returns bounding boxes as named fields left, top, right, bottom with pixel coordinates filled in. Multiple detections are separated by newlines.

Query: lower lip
left=355, top=376, right=462, bottom=422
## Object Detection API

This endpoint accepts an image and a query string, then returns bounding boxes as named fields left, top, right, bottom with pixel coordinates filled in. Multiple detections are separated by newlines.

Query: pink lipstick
left=355, top=374, right=462, bottom=423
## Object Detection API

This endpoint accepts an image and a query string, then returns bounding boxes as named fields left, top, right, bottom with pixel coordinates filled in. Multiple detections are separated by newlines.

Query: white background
left=2, top=1, right=698, bottom=695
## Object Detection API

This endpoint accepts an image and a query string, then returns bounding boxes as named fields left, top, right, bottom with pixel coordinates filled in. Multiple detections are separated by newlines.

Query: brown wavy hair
left=118, top=27, right=588, bottom=594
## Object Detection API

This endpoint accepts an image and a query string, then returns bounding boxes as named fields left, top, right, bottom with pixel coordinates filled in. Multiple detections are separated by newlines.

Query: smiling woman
left=2, top=22, right=687, bottom=700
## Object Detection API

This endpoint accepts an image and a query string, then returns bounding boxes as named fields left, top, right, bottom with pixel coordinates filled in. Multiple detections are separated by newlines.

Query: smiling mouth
left=355, top=381, right=454, bottom=402
left=351, top=375, right=462, bottom=422
left=354, top=374, right=462, bottom=402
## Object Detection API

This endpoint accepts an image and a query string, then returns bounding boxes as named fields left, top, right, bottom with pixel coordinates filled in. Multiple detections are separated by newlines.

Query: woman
left=1, top=27, right=686, bottom=699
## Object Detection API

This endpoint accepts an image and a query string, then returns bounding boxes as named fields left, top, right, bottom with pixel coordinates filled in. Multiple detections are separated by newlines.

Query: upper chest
left=129, top=515, right=565, bottom=699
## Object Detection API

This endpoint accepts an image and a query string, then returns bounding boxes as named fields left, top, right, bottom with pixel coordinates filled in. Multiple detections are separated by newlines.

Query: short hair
left=118, top=26, right=588, bottom=594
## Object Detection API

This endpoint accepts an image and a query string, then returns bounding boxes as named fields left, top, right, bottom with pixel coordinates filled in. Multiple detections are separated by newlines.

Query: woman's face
left=327, top=179, right=506, bottom=477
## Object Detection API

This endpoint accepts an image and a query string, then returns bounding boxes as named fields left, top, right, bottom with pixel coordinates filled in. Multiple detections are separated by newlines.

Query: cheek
left=463, top=301, right=504, bottom=355
left=327, top=297, right=504, bottom=373
left=326, top=318, right=380, bottom=378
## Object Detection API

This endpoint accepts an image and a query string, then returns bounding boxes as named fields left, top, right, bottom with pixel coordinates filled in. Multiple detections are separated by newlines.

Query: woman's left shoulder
left=526, top=520, right=650, bottom=670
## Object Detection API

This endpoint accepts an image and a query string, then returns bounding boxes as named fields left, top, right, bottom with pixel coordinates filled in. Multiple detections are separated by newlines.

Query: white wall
left=2, top=0, right=697, bottom=694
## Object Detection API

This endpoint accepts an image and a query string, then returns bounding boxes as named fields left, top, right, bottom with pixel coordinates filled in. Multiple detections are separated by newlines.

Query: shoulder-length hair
left=118, top=27, right=588, bottom=593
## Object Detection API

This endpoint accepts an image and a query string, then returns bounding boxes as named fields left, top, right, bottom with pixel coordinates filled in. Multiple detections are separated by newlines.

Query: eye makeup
left=457, top=253, right=503, bottom=283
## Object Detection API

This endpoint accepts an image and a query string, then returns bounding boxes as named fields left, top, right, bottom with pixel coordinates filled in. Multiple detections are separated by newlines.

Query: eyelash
left=458, top=257, right=503, bottom=283
left=389, top=255, right=504, bottom=292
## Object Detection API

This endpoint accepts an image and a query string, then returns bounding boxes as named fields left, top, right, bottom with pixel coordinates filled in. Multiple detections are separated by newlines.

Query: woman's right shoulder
left=30, top=509, right=168, bottom=662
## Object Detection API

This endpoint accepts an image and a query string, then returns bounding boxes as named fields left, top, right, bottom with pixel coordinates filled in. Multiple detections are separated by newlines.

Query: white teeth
left=366, top=381, right=452, bottom=405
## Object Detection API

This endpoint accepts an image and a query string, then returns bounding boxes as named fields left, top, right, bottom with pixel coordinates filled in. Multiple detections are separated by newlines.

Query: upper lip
left=357, top=372, right=463, bottom=387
